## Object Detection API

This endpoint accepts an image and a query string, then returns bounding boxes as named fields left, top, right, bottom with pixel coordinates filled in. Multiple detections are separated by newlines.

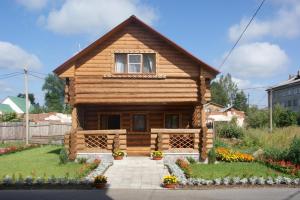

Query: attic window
left=115, top=53, right=155, bottom=73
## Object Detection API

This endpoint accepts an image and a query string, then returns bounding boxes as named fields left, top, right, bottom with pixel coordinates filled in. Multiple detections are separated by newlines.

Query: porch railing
left=75, top=129, right=127, bottom=153
left=150, top=128, right=200, bottom=153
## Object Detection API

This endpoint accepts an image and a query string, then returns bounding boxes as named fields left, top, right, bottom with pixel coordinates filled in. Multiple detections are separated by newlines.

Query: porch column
left=68, top=105, right=81, bottom=160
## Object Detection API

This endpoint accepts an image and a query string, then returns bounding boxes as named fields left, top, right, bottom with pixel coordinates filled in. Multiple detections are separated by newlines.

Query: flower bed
left=216, top=147, right=254, bottom=162
left=263, top=159, right=300, bottom=176
left=0, top=144, right=39, bottom=156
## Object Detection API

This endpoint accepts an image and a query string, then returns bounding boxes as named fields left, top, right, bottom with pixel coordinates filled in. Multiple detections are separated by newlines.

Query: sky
left=0, top=0, right=299, bottom=107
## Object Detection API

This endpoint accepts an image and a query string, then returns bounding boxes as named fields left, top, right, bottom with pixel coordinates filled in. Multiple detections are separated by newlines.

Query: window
left=128, top=54, right=142, bottom=73
left=165, top=114, right=179, bottom=129
left=114, top=53, right=155, bottom=73
left=293, top=99, right=298, bottom=106
left=132, top=114, right=146, bottom=132
left=99, top=114, right=120, bottom=130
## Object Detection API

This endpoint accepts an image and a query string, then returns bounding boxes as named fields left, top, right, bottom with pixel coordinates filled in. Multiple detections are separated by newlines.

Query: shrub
left=59, top=148, right=68, bottom=164
left=264, top=148, right=288, bottom=161
left=208, top=148, right=216, bottom=164
left=286, top=137, right=300, bottom=165
left=0, top=112, right=18, bottom=122
left=186, top=157, right=196, bottom=164
left=217, top=123, right=244, bottom=139
left=246, top=107, right=269, bottom=128
left=176, top=159, right=192, bottom=178
left=77, top=157, right=87, bottom=164
left=94, top=175, right=107, bottom=184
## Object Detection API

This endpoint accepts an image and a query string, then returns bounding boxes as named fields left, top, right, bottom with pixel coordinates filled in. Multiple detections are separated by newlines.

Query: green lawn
left=190, top=162, right=290, bottom=179
left=0, top=141, right=25, bottom=148
left=0, top=145, right=84, bottom=178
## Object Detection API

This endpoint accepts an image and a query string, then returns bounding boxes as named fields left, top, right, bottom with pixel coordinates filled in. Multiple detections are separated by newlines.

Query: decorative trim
left=103, top=73, right=166, bottom=79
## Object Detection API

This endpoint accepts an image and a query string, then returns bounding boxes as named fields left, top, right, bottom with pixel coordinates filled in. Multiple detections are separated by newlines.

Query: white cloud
left=0, top=41, right=42, bottom=70
left=229, top=1, right=300, bottom=41
left=40, top=0, right=157, bottom=35
left=16, top=0, right=48, bottom=11
left=223, top=42, right=288, bottom=78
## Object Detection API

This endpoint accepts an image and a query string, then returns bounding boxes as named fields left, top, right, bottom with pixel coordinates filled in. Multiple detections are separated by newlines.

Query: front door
left=127, top=114, right=150, bottom=147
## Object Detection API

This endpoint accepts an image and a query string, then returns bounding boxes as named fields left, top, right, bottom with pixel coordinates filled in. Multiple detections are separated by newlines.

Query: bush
left=208, top=148, right=216, bottom=164
left=246, top=107, right=269, bottom=128
left=0, top=112, right=18, bottom=122
left=186, top=157, right=196, bottom=164
left=59, top=148, right=68, bottom=164
left=217, top=123, right=244, bottom=139
left=77, top=157, right=87, bottom=164
left=264, top=147, right=288, bottom=161
left=286, top=137, right=300, bottom=165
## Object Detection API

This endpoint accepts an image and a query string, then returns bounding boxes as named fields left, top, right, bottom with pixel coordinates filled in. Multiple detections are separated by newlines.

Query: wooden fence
left=0, top=122, right=71, bottom=144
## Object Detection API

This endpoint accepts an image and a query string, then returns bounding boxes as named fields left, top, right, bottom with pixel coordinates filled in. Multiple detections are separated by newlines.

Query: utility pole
left=269, top=89, right=273, bottom=133
left=24, top=67, right=29, bottom=145
left=247, top=93, right=250, bottom=107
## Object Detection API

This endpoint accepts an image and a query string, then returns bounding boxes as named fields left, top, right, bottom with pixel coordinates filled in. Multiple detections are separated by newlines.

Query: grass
left=0, top=145, right=84, bottom=178
left=216, top=126, right=300, bottom=153
left=0, top=141, right=25, bottom=148
left=190, top=162, right=290, bottom=179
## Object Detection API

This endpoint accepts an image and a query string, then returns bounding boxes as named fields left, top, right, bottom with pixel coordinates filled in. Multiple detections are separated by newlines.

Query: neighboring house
left=205, top=102, right=245, bottom=127
left=0, top=96, right=32, bottom=114
left=54, top=16, right=219, bottom=160
left=267, top=70, right=300, bottom=113
left=0, top=104, right=14, bottom=115
left=30, top=112, right=71, bottom=123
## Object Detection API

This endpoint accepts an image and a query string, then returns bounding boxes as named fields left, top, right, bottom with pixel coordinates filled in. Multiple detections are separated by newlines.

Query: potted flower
left=163, top=175, right=178, bottom=189
left=151, top=151, right=163, bottom=160
left=113, top=150, right=125, bottom=160
left=94, top=175, right=107, bottom=189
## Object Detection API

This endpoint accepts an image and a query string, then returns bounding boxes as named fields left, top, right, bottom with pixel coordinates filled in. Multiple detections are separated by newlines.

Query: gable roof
left=0, top=104, right=14, bottom=113
left=5, top=96, right=33, bottom=113
left=53, top=15, right=220, bottom=76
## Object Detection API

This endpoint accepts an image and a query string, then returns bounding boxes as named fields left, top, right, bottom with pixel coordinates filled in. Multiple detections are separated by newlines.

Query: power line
left=0, top=72, right=23, bottom=77
left=0, top=73, right=23, bottom=80
left=219, top=0, right=266, bottom=69
left=28, top=73, right=45, bottom=80
left=239, top=86, right=270, bottom=91
left=28, top=70, right=48, bottom=76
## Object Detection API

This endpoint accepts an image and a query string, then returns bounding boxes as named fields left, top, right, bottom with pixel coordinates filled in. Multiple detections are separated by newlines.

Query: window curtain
left=115, top=54, right=126, bottom=73
left=143, top=54, right=154, bottom=73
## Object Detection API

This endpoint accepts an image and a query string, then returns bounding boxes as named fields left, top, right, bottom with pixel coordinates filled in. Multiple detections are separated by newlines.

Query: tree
left=211, top=73, right=246, bottom=109
left=17, top=93, right=36, bottom=105
left=233, top=91, right=248, bottom=112
left=42, top=74, right=65, bottom=112
left=245, top=106, right=269, bottom=128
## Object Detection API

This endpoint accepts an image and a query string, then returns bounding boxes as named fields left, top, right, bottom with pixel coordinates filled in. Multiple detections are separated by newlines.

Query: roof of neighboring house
left=0, top=104, right=14, bottom=113
left=267, top=74, right=300, bottom=91
left=53, top=15, right=220, bottom=76
left=204, top=102, right=225, bottom=109
left=5, top=96, right=33, bottom=113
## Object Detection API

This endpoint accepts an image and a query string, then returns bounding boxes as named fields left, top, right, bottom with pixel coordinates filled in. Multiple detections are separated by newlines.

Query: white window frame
left=127, top=54, right=142, bottom=73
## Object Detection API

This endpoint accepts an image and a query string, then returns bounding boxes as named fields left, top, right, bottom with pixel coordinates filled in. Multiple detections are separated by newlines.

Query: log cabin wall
left=72, top=22, right=214, bottom=104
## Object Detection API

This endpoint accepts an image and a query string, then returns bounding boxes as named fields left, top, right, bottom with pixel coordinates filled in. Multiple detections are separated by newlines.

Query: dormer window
left=115, top=53, right=155, bottom=73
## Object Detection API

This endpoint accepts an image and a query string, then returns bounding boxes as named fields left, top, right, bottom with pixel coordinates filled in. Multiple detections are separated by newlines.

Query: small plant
left=59, top=147, right=68, bottom=164
left=152, top=151, right=163, bottom=160
left=163, top=175, right=178, bottom=185
left=94, top=175, right=107, bottom=184
left=77, top=157, right=87, bottom=164
left=286, top=137, right=300, bottom=165
left=113, top=150, right=125, bottom=160
left=186, top=157, right=196, bottom=164
left=217, top=123, right=244, bottom=139
left=208, top=148, right=216, bottom=164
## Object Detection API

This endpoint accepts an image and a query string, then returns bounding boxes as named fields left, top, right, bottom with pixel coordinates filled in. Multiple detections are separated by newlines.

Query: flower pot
left=114, top=156, right=123, bottom=160
left=164, top=183, right=177, bottom=189
left=94, top=183, right=106, bottom=189
left=152, top=156, right=162, bottom=160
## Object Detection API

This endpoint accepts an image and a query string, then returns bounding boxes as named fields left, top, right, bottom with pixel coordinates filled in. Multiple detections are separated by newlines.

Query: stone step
left=127, top=146, right=151, bottom=156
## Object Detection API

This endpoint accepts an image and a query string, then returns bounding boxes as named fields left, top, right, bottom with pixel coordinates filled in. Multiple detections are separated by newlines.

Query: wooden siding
left=71, top=24, right=210, bottom=104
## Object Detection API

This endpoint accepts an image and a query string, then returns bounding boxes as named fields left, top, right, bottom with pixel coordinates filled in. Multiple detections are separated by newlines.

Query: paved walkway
left=104, top=157, right=169, bottom=189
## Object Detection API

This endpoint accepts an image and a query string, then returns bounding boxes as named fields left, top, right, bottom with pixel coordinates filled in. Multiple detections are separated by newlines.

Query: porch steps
left=126, top=147, right=151, bottom=156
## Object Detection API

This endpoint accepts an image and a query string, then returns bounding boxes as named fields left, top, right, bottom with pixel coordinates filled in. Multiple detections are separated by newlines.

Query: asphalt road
left=0, top=188, right=299, bottom=200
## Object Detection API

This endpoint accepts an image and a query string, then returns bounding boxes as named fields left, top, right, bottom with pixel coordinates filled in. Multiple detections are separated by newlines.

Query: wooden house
left=53, top=15, right=219, bottom=160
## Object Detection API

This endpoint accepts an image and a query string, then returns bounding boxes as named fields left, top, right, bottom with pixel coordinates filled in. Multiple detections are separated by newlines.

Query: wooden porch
left=64, top=128, right=212, bottom=157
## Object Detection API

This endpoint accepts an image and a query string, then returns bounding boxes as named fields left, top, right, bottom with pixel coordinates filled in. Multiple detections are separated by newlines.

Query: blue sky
left=0, top=0, right=299, bottom=107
